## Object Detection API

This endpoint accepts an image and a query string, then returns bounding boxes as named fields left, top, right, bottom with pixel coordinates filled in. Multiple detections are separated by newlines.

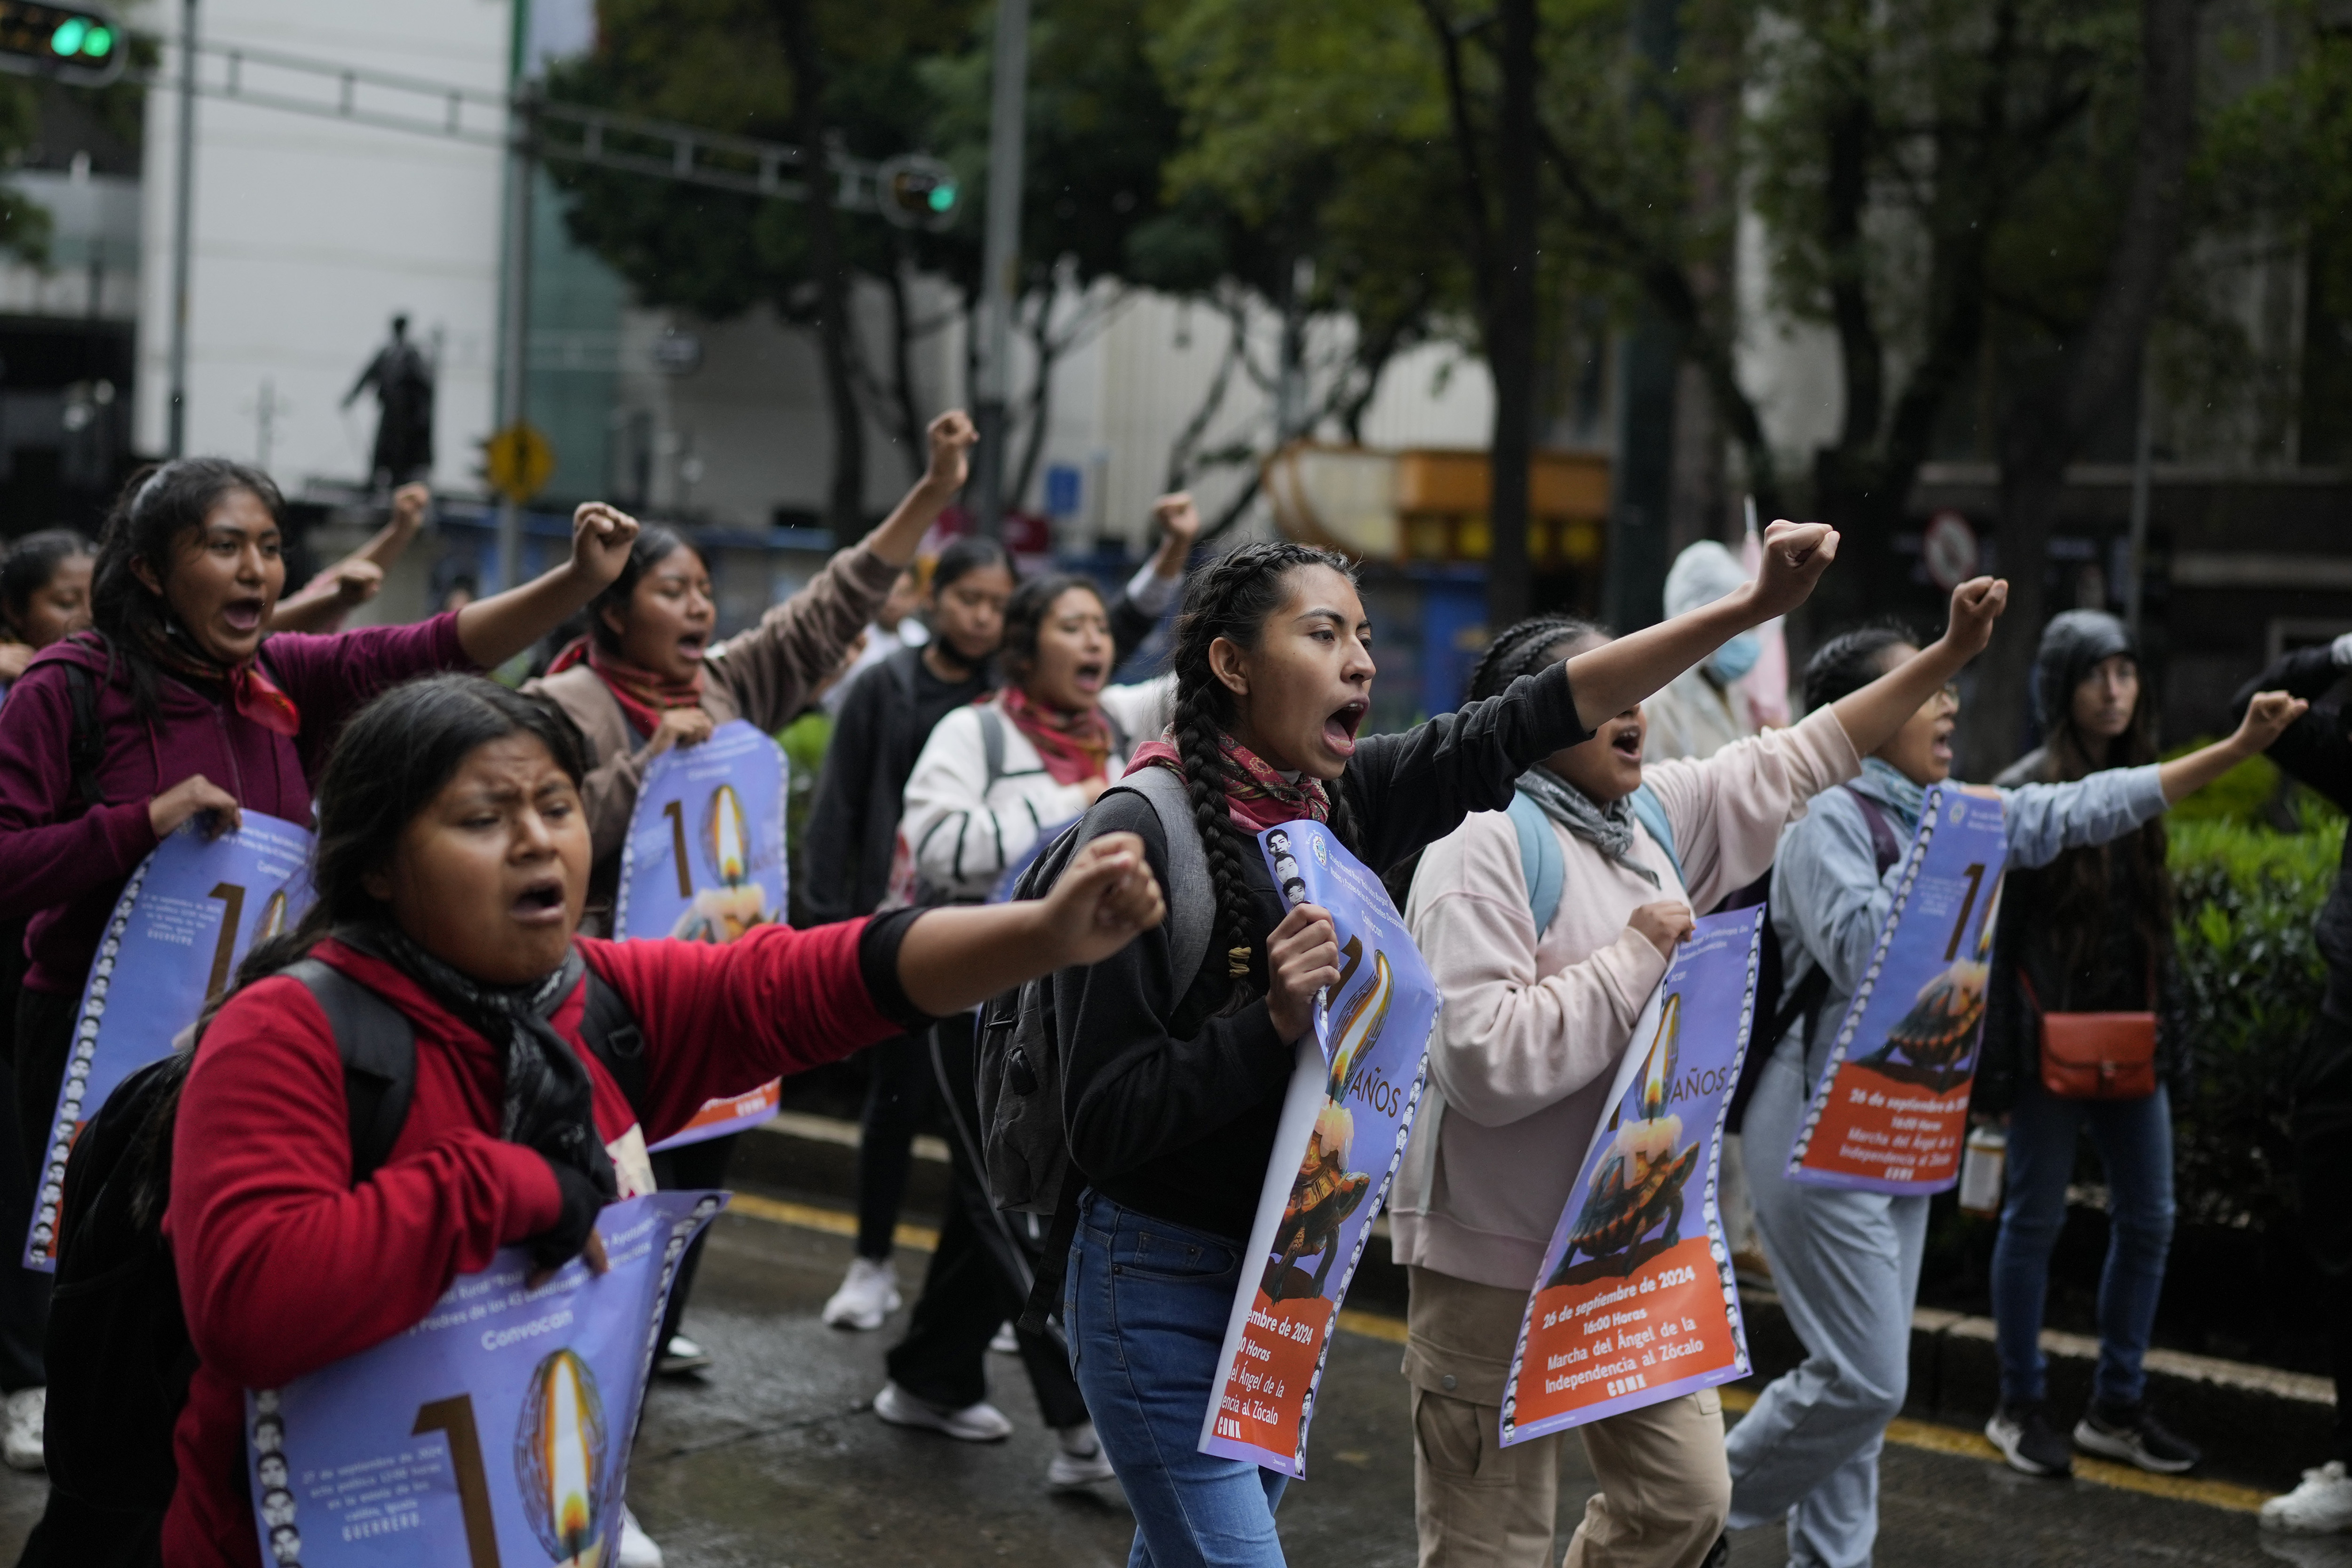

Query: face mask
left=1708, top=630, right=1762, bottom=684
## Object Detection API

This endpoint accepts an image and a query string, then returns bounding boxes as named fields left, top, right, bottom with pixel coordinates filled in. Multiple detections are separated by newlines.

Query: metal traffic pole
left=495, top=87, right=536, bottom=591
left=970, top=0, right=1027, bottom=534
left=166, top=0, right=198, bottom=458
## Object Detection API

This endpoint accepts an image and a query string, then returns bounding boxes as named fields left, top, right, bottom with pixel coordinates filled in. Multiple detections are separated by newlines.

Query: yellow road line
left=724, top=1191, right=940, bottom=1254
left=724, top=1195, right=2273, bottom=1515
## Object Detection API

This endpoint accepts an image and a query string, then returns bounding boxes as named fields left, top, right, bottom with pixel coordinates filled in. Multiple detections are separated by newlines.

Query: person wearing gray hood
left=1976, top=610, right=2198, bottom=1481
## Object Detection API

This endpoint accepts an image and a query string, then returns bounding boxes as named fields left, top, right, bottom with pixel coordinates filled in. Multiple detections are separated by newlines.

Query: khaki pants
left=1406, top=1266, right=1731, bottom=1568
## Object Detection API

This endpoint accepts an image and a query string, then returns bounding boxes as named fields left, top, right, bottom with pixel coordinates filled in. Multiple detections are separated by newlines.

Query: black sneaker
left=2074, top=1400, right=2200, bottom=1474
left=1986, top=1399, right=2074, bottom=1477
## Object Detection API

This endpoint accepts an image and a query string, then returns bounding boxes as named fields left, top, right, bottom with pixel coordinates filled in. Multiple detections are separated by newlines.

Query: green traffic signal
left=927, top=182, right=956, bottom=214
left=0, top=2, right=122, bottom=84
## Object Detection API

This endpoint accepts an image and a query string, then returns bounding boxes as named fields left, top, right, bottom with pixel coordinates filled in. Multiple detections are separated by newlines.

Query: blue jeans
left=1990, top=1080, right=2176, bottom=1409
left=1066, top=1191, right=1287, bottom=1568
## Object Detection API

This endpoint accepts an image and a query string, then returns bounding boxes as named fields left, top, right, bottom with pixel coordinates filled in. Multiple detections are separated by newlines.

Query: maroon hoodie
left=0, top=616, right=472, bottom=994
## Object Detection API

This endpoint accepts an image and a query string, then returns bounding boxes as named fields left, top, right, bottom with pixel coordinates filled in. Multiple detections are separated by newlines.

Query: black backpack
left=1724, top=786, right=1903, bottom=1131
left=22, top=956, right=645, bottom=1567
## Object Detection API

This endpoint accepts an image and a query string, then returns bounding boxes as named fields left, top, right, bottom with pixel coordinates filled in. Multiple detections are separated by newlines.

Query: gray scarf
left=342, top=925, right=619, bottom=1201
left=1515, top=766, right=1660, bottom=890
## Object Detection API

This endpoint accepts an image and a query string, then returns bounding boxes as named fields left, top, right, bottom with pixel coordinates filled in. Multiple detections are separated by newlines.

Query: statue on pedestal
left=342, top=314, right=435, bottom=487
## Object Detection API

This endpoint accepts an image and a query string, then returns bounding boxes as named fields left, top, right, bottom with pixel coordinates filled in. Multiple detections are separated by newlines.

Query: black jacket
left=1972, top=746, right=2187, bottom=1117
left=799, top=587, right=1166, bottom=924
left=2233, top=645, right=2352, bottom=1021
left=1053, top=660, right=1595, bottom=1241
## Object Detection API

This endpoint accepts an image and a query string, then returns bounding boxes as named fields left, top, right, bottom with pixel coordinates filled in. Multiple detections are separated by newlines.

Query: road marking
left=724, top=1195, right=2275, bottom=1517
left=725, top=1192, right=940, bottom=1254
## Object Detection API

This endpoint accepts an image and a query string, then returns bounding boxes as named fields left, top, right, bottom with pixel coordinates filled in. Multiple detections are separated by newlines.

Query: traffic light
left=878, top=153, right=959, bottom=232
left=0, top=1, right=124, bottom=88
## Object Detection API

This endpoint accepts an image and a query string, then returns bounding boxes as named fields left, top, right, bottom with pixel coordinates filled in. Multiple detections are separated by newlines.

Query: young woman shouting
left=1051, top=525, right=1839, bottom=1567
left=0, top=458, right=638, bottom=1202
left=1394, top=577, right=2004, bottom=1568
left=1725, top=630, right=2302, bottom=1568
left=158, top=675, right=1165, bottom=1568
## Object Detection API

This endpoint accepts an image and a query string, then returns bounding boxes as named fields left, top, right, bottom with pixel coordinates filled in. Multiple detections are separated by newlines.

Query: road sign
left=1922, top=509, right=1979, bottom=592
left=484, top=422, right=554, bottom=503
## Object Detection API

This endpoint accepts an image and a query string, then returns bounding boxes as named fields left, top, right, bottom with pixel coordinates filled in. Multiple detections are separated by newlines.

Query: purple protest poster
left=28, top=812, right=315, bottom=1270
left=1197, top=821, right=1441, bottom=1477
left=245, top=1190, right=726, bottom=1568
left=613, top=720, right=787, bottom=1151
left=1789, top=783, right=2009, bottom=1195
left=1499, top=908, right=1763, bottom=1444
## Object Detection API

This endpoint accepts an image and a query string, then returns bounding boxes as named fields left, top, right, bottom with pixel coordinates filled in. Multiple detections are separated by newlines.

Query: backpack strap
left=1104, top=764, right=1214, bottom=994
left=1505, top=790, right=1565, bottom=938
left=1842, top=786, right=1904, bottom=877
left=576, top=965, right=651, bottom=1123
left=286, top=957, right=418, bottom=1181
left=1627, top=784, right=1686, bottom=891
left=283, top=956, right=649, bottom=1180
left=977, top=707, right=1007, bottom=796
left=61, top=660, right=107, bottom=809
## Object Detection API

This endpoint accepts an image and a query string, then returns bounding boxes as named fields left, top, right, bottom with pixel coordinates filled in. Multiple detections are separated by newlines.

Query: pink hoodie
left=1390, top=705, right=1859, bottom=1292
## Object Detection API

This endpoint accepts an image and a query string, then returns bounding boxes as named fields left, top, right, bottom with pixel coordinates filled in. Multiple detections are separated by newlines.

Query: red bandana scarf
left=547, top=638, right=705, bottom=739
left=1126, top=729, right=1331, bottom=832
left=999, top=685, right=1114, bottom=787
left=140, top=629, right=302, bottom=737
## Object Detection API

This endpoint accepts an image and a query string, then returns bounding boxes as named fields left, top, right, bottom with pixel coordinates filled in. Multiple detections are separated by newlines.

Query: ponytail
left=1164, top=541, right=1362, bottom=988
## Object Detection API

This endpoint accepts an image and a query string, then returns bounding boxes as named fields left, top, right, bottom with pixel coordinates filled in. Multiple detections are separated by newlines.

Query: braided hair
left=1167, top=540, right=1361, bottom=989
left=1465, top=615, right=1609, bottom=706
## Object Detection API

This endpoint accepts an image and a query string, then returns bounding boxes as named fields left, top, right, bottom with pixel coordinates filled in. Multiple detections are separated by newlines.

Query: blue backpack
left=1505, top=785, right=1682, bottom=938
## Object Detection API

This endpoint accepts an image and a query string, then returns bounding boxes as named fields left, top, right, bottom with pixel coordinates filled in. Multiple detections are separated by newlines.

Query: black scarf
left=342, top=926, right=619, bottom=1201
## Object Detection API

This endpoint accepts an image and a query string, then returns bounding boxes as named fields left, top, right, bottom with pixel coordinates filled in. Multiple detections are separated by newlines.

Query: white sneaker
left=657, top=1335, right=711, bottom=1376
left=617, top=1504, right=665, bottom=1568
left=3, top=1388, right=42, bottom=1472
left=873, top=1379, right=1013, bottom=1441
left=990, top=1320, right=1019, bottom=1355
left=1047, top=1420, right=1116, bottom=1489
left=822, top=1256, right=901, bottom=1331
left=2264, top=1461, right=2352, bottom=1534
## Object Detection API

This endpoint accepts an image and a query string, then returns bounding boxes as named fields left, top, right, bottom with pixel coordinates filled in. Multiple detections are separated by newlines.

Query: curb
left=736, top=1110, right=2328, bottom=1491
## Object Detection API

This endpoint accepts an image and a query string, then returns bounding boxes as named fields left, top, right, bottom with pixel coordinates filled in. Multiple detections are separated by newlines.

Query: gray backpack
left=976, top=764, right=1214, bottom=1214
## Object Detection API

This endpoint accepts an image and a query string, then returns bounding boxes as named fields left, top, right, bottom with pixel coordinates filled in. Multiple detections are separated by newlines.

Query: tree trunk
left=777, top=0, right=866, bottom=544
left=1968, top=0, right=2198, bottom=778
left=1486, top=0, right=1539, bottom=630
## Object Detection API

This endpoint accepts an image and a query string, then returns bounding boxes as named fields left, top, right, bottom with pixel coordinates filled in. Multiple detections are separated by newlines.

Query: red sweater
left=162, top=921, right=904, bottom=1568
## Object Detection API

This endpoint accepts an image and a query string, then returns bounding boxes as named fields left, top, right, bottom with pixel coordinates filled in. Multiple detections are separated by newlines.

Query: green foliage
left=780, top=709, right=833, bottom=859
left=2168, top=812, right=2344, bottom=1231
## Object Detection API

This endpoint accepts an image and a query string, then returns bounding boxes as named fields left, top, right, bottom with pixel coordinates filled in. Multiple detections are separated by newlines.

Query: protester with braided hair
left=1392, top=579, right=2009, bottom=1568
left=1050, top=524, right=1843, bottom=1567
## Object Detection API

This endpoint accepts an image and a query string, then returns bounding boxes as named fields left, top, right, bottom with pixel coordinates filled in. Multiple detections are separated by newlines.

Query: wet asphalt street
left=0, top=1196, right=2341, bottom=1566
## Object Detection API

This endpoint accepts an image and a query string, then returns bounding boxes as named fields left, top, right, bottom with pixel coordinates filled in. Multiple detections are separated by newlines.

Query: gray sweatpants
left=1723, top=1046, right=1929, bottom=1568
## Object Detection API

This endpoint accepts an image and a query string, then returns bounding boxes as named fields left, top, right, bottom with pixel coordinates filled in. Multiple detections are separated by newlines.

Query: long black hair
left=1167, top=540, right=1362, bottom=988
left=587, top=525, right=694, bottom=654
left=2024, top=613, right=2170, bottom=974
left=1466, top=615, right=1609, bottom=706
left=90, top=458, right=286, bottom=715
left=998, top=572, right=1105, bottom=692
left=225, top=676, right=588, bottom=999
left=0, top=527, right=94, bottom=641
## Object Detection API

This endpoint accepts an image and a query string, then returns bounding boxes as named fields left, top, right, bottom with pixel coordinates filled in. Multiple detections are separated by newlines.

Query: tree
left=549, top=0, right=977, bottom=540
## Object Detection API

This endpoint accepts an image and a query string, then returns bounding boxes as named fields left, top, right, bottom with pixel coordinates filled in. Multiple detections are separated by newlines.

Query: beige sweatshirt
left=1390, top=704, right=1860, bottom=1292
